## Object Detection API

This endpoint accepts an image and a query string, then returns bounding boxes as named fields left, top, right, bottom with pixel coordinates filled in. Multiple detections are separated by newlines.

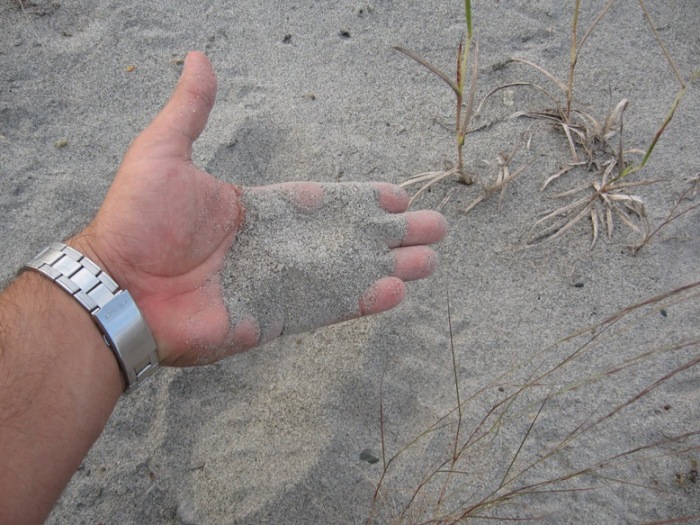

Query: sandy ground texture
left=2, top=1, right=700, bottom=523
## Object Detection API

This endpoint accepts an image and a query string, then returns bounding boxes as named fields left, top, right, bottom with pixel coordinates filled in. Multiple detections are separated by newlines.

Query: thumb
left=130, top=51, right=218, bottom=160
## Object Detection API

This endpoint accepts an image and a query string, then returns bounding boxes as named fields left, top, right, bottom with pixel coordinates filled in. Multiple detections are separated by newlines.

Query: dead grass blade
left=476, top=82, right=561, bottom=115
left=510, top=58, right=568, bottom=95
left=575, top=0, right=614, bottom=55
left=370, top=280, right=700, bottom=524
left=459, top=38, right=479, bottom=137
left=464, top=135, right=533, bottom=214
left=394, top=46, right=459, bottom=95
left=616, top=73, right=698, bottom=181
left=637, top=0, right=685, bottom=88
left=634, top=174, right=700, bottom=254
left=401, top=167, right=461, bottom=207
left=541, top=165, right=576, bottom=191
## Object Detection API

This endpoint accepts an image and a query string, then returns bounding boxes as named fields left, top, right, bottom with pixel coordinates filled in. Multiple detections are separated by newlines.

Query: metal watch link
left=25, top=242, right=159, bottom=394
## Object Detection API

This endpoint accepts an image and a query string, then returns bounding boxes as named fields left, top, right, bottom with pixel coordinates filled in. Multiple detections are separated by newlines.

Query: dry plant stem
left=433, top=288, right=462, bottom=515
left=476, top=81, right=561, bottom=115
left=637, top=0, right=685, bottom=89
left=395, top=2, right=477, bottom=199
left=372, top=282, right=699, bottom=523
left=574, top=0, right=614, bottom=59
left=541, top=164, right=576, bottom=191
left=498, top=391, right=551, bottom=490
left=400, top=167, right=461, bottom=207
left=457, top=38, right=479, bottom=184
left=458, top=431, right=700, bottom=522
left=449, top=342, right=700, bottom=519
left=616, top=74, right=697, bottom=181
left=510, top=58, right=567, bottom=95
left=397, top=368, right=576, bottom=520
left=395, top=38, right=479, bottom=187
left=393, top=46, right=458, bottom=95
left=568, top=0, right=614, bottom=118
left=567, top=0, right=580, bottom=119
left=633, top=175, right=700, bottom=254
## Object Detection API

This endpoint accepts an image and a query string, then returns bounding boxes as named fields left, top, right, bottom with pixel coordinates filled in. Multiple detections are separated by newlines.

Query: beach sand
left=1, top=1, right=699, bottom=523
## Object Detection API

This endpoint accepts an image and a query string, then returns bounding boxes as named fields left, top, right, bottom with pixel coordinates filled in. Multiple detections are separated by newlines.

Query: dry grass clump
left=399, top=0, right=696, bottom=250
left=519, top=77, right=693, bottom=247
left=498, top=0, right=693, bottom=247
left=462, top=131, right=533, bottom=215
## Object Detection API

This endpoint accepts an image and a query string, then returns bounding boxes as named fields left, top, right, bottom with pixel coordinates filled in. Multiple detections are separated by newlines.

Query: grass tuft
left=490, top=2, right=695, bottom=247
left=396, top=1, right=478, bottom=202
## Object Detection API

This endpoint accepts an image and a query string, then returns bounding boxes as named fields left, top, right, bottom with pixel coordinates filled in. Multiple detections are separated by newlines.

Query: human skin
left=0, top=51, right=446, bottom=523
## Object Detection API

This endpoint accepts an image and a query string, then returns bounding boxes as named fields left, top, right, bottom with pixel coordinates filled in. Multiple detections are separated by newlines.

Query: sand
left=1, top=1, right=699, bottom=523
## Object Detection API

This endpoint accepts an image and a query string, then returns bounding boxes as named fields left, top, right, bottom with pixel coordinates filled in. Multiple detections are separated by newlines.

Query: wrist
left=2, top=270, right=126, bottom=391
left=67, top=228, right=112, bottom=279
left=24, top=241, right=159, bottom=393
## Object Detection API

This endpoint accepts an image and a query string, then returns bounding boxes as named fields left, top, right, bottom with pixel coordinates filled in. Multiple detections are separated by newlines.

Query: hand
left=73, top=51, right=447, bottom=367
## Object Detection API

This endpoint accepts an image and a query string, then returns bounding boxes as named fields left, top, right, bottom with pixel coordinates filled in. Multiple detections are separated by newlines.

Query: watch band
left=25, top=242, right=159, bottom=394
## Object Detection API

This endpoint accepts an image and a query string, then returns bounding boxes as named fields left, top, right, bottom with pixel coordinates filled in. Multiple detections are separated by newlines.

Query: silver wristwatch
left=25, top=242, right=159, bottom=394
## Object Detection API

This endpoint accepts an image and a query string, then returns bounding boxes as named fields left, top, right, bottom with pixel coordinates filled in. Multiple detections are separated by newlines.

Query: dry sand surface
left=1, top=1, right=699, bottom=523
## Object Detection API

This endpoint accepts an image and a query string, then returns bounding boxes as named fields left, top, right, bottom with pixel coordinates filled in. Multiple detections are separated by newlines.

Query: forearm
left=0, top=270, right=123, bottom=524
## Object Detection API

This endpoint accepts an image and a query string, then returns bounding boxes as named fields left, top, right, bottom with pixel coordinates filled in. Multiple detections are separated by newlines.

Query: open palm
left=74, top=52, right=446, bottom=367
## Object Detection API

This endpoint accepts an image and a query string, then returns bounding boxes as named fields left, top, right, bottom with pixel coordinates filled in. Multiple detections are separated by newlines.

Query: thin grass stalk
left=497, top=341, right=700, bottom=497
left=460, top=37, right=479, bottom=140
left=454, top=425, right=700, bottom=522
left=456, top=0, right=474, bottom=183
left=407, top=296, right=464, bottom=520
left=499, top=392, right=550, bottom=489
left=393, top=46, right=458, bottom=95
left=617, top=100, right=626, bottom=178
left=634, top=176, right=700, bottom=254
left=398, top=385, right=525, bottom=521
left=576, top=0, right=614, bottom=54
left=567, top=0, right=581, bottom=119
left=617, top=72, right=699, bottom=181
left=567, top=0, right=614, bottom=120
left=435, top=288, right=463, bottom=511
left=378, top=283, right=699, bottom=522
left=458, top=37, right=478, bottom=183
left=510, top=58, right=568, bottom=94
left=476, top=82, right=560, bottom=114
left=464, top=0, right=472, bottom=40
left=637, top=0, right=685, bottom=89
left=456, top=40, right=466, bottom=176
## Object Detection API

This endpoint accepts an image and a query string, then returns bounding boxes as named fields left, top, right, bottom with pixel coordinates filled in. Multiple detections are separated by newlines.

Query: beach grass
left=396, top=0, right=477, bottom=202
left=365, top=2, right=700, bottom=522
left=399, top=0, right=695, bottom=250
left=367, top=281, right=700, bottom=524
